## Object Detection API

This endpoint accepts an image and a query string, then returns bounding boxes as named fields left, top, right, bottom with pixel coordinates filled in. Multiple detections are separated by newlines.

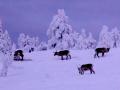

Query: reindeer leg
left=81, top=69, right=84, bottom=75
left=79, top=70, right=81, bottom=74
left=80, top=72, right=82, bottom=75
left=102, top=52, right=104, bottom=57
left=17, top=56, right=20, bottom=61
left=69, top=55, right=71, bottom=59
left=82, top=71, right=84, bottom=75
left=66, top=55, right=68, bottom=60
left=94, top=53, right=96, bottom=58
left=92, top=70, right=95, bottom=74
left=90, top=69, right=92, bottom=74
left=80, top=70, right=83, bottom=75
left=97, top=53, right=99, bottom=58
left=91, top=68, right=95, bottom=74
left=21, top=56, right=23, bottom=60
left=61, top=56, right=63, bottom=60
left=78, top=68, right=83, bottom=75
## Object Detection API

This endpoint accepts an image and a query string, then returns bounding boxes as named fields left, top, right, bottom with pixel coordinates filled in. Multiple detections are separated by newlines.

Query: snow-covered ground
left=0, top=48, right=120, bottom=90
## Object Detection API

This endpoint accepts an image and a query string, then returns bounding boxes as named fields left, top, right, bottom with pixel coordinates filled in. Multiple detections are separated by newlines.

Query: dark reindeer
left=54, top=50, right=71, bottom=60
left=14, top=50, right=24, bottom=61
left=29, top=48, right=34, bottom=53
left=78, top=64, right=95, bottom=75
left=94, top=47, right=110, bottom=58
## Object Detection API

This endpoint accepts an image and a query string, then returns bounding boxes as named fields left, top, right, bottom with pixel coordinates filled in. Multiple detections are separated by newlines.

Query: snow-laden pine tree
left=85, top=32, right=96, bottom=49
left=97, top=25, right=112, bottom=48
left=47, top=9, right=76, bottom=50
left=3, top=30, right=12, bottom=53
left=75, top=29, right=88, bottom=49
left=37, top=41, right=47, bottom=51
left=0, top=20, right=12, bottom=76
left=72, top=32, right=80, bottom=49
left=18, top=33, right=26, bottom=49
left=110, top=27, right=120, bottom=48
left=18, top=34, right=40, bottom=52
left=0, top=31, right=12, bottom=54
left=81, top=28, right=87, bottom=39
left=23, top=35, right=34, bottom=52
left=11, top=43, right=16, bottom=52
left=34, top=37, right=40, bottom=50
left=80, top=28, right=88, bottom=49
left=75, top=34, right=84, bottom=49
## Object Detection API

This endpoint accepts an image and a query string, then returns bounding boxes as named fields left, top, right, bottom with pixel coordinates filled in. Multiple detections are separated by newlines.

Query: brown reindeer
left=78, top=64, right=95, bottom=75
left=94, top=47, right=110, bottom=58
left=54, top=50, right=71, bottom=60
left=14, top=50, right=24, bottom=61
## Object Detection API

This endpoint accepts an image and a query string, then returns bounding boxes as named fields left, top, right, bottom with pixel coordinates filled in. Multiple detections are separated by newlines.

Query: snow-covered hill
left=0, top=48, right=120, bottom=90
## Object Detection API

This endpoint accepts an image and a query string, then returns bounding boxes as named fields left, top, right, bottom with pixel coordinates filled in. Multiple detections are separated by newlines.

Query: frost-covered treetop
left=81, top=28, right=87, bottom=38
left=55, top=9, right=68, bottom=24
left=101, top=25, right=109, bottom=33
left=99, top=25, right=109, bottom=40
left=97, top=25, right=112, bottom=48
left=111, top=27, right=119, bottom=34
left=47, top=9, right=77, bottom=49
left=47, top=9, right=69, bottom=38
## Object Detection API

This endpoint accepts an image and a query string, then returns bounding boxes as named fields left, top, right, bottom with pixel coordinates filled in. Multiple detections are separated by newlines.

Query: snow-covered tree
left=75, top=34, right=84, bottom=49
left=0, top=30, right=12, bottom=54
left=0, top=20, right=12, bottom=76
left=23, top=35, right=33, bottom=52
left=85, top=32, right=96, bottom=49
left=110, top=27, right=120, bottom=48
left=18, top=33, right=40, bottom=52
left=18, top=33, right=26, bottom=49
left=3, top=30, right=12, bottom=53
left=80, top=28, right=88, bottom=49
left=47, top=9, right=77, bottom=50
left=81, top=28, right=87, bottom=39
left=37, top=41, right=47, bottom=51
left=97, top=25, right=112, bottom=48
left=34, top=37, right=40, bottom=48
left=75, top=29, right=89, bottom=49
left=11, top=43, right=16, bottom=52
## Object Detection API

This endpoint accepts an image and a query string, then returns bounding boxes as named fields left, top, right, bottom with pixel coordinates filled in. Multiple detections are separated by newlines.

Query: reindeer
left=54, top=50, right=71, bottom=60
left=94, top=47, right=110, bottom=58
left=14, top=50, right=24, bottom=61
left=29, top=48, right=34, bottom=53
left=78, top=64, right=95, bottom=75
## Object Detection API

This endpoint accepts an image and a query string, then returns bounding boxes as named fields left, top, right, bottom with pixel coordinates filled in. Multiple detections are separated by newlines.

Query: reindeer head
left=105, top=48, right=110, bottom=53
left=77, top=67, right=82, bottom=74
left=54, top=51, right=58, bottom=56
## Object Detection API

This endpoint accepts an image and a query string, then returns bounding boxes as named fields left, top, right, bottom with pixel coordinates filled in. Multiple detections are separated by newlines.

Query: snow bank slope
left=0, top=48, right=120, bottom=90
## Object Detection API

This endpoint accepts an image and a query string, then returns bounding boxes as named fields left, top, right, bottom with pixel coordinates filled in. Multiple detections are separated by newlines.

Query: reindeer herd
left=13, top=47, right=110, bottom=75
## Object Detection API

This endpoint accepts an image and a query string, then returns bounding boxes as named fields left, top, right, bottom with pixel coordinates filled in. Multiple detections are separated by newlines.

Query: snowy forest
left=1, top=9, right=120, bottom=53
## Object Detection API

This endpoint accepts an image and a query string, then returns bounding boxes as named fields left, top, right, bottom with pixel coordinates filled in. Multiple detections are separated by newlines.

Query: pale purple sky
left=0, top=0, right=120, bottom=42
